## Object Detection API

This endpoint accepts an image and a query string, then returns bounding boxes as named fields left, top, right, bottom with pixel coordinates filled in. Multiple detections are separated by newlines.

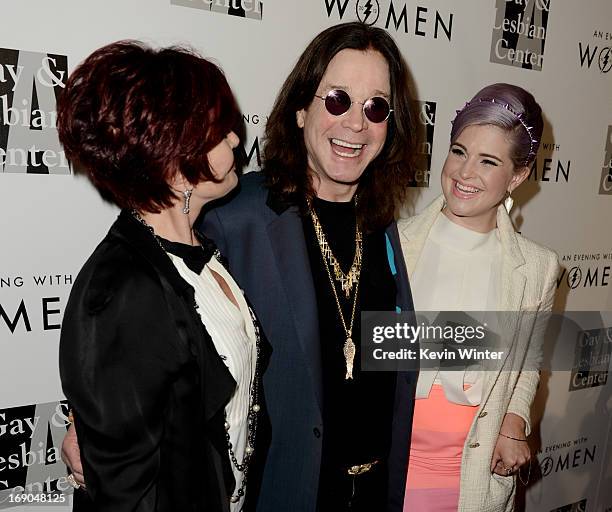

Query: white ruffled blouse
left=169, top=254, right=257, bottom=511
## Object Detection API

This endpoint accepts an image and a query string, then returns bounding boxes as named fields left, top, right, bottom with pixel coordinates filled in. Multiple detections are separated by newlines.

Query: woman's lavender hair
left=450, top=83, right=543, bottom=167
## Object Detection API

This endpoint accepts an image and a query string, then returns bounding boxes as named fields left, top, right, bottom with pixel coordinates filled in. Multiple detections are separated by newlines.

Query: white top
left=411, top=213, right=501, bottom=405
left=169, top=254, right=257, bottom=512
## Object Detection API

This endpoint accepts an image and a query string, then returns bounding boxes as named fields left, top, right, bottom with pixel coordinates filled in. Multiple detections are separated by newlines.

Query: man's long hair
left=263, top=22, right=417, bottom=231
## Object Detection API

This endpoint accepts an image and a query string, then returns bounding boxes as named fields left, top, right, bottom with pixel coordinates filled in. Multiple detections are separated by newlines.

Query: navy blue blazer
left=200, top=172, right=416, bottom=512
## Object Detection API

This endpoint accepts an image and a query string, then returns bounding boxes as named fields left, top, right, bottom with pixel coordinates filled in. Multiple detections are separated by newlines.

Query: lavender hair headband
left=452, top=97, right=538, bottom=165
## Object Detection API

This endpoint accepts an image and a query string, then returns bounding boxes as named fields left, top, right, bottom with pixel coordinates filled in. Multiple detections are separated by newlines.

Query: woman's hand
left=61, top=424, right=86, bottom=488
left=490, top=412, right=530, bottom=476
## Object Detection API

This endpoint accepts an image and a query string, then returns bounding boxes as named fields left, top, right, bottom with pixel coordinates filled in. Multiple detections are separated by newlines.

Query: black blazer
left=201, top=172, right=417, bottom=512
left=60, top=210, right=240, bottom=512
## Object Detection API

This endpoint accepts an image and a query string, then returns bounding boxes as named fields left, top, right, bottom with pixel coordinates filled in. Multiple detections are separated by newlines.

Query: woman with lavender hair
left=398, top=83, right=559, bottom=511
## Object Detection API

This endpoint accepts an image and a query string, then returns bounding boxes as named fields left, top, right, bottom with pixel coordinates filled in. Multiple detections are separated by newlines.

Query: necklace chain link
left=309, top=204, right=362, bottom=298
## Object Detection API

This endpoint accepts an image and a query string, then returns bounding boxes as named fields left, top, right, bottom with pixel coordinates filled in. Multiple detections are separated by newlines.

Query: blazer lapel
left=385, top=222, right=415, bottom=312
left=111, top=211, right=236, bottom=425
left=266, top=206, right=323, bottom=412
left=497, top=206, right=526, bottom=311
left=481, top=205, right=527, bottom=402
left=398, top=195, right=446, bottom=279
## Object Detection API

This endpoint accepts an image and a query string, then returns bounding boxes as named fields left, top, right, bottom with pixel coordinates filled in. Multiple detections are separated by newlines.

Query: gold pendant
left=343, top=337, right=355, bottom=379
left=347, top=460, right=379, bottom=476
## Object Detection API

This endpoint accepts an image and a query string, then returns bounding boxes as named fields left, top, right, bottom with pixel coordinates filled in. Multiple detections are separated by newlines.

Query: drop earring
left=504, top=191, right=514, bottom=214
left=182, top=189, right=193, bottom=214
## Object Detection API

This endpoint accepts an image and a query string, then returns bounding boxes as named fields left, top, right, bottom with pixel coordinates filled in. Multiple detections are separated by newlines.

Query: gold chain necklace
left=308, top=200, right=362, bottom=379
left=309, top=202, right=362, bottom=298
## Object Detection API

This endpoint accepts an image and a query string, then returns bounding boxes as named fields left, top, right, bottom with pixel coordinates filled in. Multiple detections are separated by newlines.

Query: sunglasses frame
left=314, top=89, right=394, bottom=124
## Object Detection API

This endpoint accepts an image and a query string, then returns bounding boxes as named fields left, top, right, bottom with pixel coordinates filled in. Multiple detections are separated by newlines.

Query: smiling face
left=296, top=48, right=391, bottom=201
left=441, top=124, right=529, bottom=232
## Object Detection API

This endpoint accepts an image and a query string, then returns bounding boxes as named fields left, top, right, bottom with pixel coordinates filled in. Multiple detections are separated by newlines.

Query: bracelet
left=67, top=410, right=74, bottom=424
left=499, top=432, right=527, bottom=442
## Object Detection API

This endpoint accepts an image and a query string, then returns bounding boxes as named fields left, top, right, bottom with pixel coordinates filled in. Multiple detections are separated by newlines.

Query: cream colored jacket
left=398, top=195, right=559, bottom=512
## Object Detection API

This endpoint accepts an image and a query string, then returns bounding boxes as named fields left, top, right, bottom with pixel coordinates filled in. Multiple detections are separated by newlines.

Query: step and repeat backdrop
left=0, top=0, right=610, bottom=510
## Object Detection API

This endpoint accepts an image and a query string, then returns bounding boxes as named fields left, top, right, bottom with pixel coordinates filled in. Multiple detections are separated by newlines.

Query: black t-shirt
left=302, top=197, right=397, bottom=510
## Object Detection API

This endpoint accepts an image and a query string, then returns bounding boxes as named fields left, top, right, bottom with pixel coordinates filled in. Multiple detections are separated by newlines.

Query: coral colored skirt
left=403, top=384, right=479, bottom=512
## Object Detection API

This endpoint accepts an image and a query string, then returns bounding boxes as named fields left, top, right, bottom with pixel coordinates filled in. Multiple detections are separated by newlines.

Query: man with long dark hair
left=202, top=22, right=418, bottom=511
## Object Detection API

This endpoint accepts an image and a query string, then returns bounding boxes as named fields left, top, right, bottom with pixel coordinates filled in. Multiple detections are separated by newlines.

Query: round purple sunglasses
left=314, top=89, right=393, bottom=124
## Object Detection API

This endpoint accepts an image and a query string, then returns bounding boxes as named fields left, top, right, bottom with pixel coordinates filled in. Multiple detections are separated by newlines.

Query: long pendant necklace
left=308, top=200, right=362, bottom=380
left=131, top=210, right=261, bottom=503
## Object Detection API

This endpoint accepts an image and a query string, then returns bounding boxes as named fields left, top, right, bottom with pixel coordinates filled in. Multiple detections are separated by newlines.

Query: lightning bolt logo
left=567, top=267, right=582, bottom=289
left=363, top=0, right=373, bottom=21
left=540, top=457, right=554, bottom=477
left=599, top=47, right=612, bottom=73
left=570, top=271, right=579, bottom=288
left=356, top=0, right=379, bottom=26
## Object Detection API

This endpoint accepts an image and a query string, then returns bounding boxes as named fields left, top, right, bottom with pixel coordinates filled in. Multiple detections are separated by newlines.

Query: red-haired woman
left=58, top=41, right=263, bottom=512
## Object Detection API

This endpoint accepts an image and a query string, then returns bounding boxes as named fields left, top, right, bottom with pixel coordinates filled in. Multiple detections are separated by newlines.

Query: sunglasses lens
left=324, top=89, right=352, bottom=116
left=364, top=97, right=391, bottom=123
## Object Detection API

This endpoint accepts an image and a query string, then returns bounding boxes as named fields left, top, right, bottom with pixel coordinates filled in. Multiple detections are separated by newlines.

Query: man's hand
left=62, top=424, right=86, bottom=488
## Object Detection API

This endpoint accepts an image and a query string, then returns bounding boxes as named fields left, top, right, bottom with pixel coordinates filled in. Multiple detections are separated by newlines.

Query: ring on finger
left=67, top=473, right=80, bottom=489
